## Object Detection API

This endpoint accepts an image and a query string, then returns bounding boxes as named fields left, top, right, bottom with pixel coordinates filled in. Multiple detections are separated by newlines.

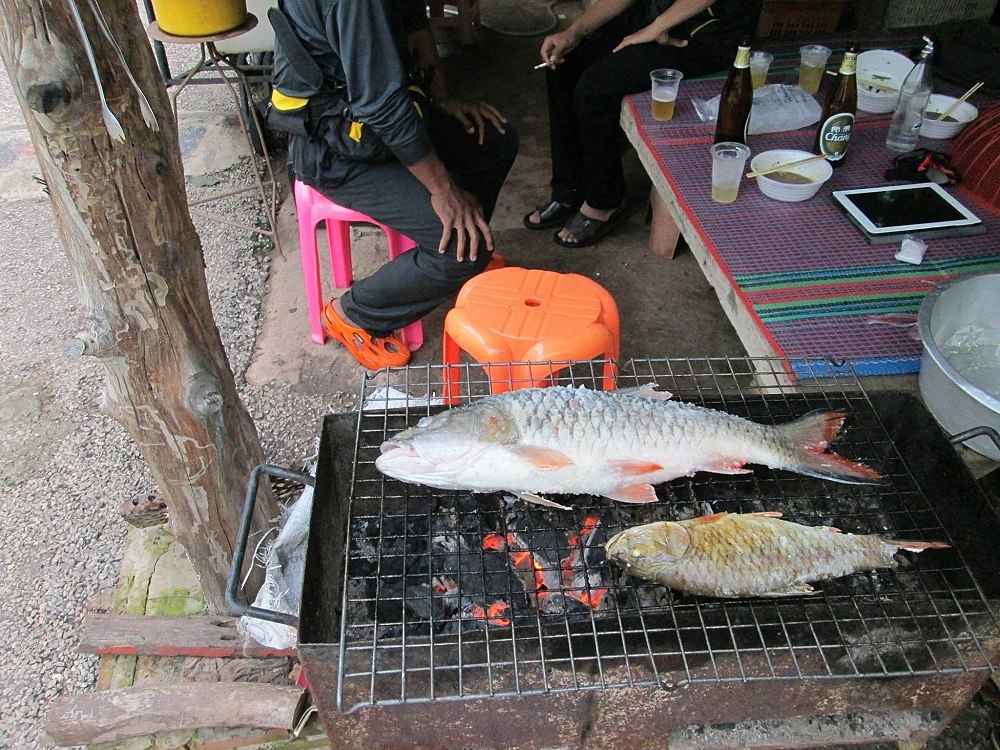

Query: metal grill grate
left=335, top=357, right=1000, bottom=713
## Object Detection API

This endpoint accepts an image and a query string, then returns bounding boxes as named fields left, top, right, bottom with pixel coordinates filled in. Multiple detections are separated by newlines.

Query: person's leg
left=425, top=103, right=519, bottom=222
left=557, top=39, right=728, bottom=244
left=524, top=12, right=640, bottom=228
left=315, top=162, right=492, bottom=339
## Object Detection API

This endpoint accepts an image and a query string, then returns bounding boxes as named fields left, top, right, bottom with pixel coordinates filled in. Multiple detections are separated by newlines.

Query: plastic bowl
left=856, top=49, right=913, bottom=113
left=749, top=150, right=833, bottom=202
left=921, top=94, right=978, bottom=140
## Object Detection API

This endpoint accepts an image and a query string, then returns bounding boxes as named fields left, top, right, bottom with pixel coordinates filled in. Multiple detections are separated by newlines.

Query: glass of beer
left=750, top=51, right=774, bottom=89
left=650, top=68, right=684, bottom=122
left=798, top=45, right=831, bottom=95
left=710, top=142, right=751, bottom=204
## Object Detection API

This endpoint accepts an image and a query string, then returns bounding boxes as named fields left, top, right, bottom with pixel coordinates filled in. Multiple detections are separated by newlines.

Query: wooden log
left=79, top=614, right=297, bottom=658
left=43, top=683, right=306, bottom=747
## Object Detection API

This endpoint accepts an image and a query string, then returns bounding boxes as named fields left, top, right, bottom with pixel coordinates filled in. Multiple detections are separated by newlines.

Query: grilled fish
left=375, top=385, right=880, bottom=509
left=604, top=511, right=949, bottom=597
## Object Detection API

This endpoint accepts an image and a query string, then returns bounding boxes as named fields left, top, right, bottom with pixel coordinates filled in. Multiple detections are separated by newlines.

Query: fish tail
left=888, top=539, right=950, bottom=553
left=777, top=410, right=883, bottom=484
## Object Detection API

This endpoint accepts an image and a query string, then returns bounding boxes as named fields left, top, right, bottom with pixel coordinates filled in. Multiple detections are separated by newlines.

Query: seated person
left=275, top=0, right=519, bottom=369
left=525, top=0, right=761, bottom=248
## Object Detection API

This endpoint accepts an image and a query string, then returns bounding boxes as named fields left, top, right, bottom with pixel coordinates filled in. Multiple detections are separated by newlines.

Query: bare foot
left=556, top=203, right=617, bottom=244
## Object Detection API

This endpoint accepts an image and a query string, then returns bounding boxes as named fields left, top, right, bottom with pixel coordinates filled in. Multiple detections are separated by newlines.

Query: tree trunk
left=0, top=0, right=280, bottom=611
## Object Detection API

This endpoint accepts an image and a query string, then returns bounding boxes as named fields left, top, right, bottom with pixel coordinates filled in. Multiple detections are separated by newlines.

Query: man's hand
left=430, top=183, right=494, bottom=262
left=613, top=24, right=689, bottom=52
left=539, top=28, right=581, bottom=68
left=439, top=99, right=508, bottom=145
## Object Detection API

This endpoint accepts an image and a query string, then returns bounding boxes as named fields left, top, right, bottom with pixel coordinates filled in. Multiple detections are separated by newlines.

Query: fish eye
left=416, top=416, right=434, bottom=428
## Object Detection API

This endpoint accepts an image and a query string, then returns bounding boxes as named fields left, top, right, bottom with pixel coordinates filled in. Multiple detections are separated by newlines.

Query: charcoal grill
left=249, top=357, right=1000, bottom=748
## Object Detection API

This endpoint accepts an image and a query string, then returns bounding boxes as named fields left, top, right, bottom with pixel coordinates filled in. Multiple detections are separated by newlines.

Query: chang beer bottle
left=714, top=38, right=754, bottom=144
left=814, top=44, right=859, bottom=167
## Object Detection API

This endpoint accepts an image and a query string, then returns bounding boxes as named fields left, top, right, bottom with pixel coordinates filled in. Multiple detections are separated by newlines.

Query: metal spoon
left=66, top=0, right=125, bottom=143
left=83, top=0, right=158, bottom=132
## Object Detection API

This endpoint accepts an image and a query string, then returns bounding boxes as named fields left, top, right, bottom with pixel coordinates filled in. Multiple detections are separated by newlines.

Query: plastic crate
left=756, top=0, right=849, bottom=38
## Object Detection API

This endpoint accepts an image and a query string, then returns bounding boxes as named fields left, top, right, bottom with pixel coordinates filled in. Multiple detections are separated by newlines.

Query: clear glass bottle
left=885, top=36, right=935, bottom=152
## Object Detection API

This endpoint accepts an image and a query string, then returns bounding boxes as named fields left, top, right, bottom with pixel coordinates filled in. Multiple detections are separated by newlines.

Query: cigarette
left=533, top=62, right=549, bottom=70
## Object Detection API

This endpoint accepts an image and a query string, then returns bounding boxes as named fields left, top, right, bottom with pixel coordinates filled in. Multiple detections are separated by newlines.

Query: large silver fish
left=375, top=385, right=881, bottom=509
left=604, top=511, right=949, bottom=597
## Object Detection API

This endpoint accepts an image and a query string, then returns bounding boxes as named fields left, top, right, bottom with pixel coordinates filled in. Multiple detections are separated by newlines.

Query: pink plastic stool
left=293, top=179, right=423, bottom=350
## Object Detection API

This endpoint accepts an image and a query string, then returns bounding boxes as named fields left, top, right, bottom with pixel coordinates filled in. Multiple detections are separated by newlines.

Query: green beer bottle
left=814, top=44, right=859, bottom=168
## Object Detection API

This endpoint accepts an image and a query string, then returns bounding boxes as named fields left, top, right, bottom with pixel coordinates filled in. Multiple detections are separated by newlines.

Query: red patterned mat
left=626, top=62, right=1000, bottom=378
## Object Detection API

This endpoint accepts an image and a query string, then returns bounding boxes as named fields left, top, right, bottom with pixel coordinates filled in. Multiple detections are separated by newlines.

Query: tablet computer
left=832, top=183, right=984, bottom=245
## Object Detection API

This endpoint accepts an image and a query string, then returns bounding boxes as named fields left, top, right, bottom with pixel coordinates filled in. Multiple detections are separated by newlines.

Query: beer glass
left=750, top=51, right=774, bottom=89
left=710, top=142, right=751, bottom=204
left=650, top=69, right=684, bottom=122
left=798, top=45, right=831, bottom=95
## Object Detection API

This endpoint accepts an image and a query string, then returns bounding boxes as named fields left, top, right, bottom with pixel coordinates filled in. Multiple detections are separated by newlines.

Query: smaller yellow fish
left=604, top=512, right=949, bottom=598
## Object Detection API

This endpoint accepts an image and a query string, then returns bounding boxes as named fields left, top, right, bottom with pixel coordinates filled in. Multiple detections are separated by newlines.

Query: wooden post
left=0, top=0, right=280, bottom=610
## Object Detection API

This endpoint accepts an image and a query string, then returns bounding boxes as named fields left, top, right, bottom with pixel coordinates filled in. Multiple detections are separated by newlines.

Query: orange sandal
left=321, top=301, right=411, bottom=370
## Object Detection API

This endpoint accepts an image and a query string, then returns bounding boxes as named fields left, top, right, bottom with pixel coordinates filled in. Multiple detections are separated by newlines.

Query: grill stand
left=294, top=359, right=1000, bottom=749
left=296, top=653, right=993, bottom=749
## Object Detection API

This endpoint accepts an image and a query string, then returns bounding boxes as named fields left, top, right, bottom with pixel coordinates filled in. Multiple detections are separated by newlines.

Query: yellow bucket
left=151, top=0, right=248, bottom=37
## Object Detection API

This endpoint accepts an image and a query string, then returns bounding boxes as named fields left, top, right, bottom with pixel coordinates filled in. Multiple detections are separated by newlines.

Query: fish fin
left=615, top=383, right=674, bottom=400
left=692, top=512, right=729, bottom=524
left=508, top=445, right=575, bottom=470
left=610, top=460, right=664, bottom=475
left=604, top=483, right=659, bottom=504
left=749, top=511, right=784, bottom=519
left=514, top=492, right=573, bottom=511
left=760, top=583, right=819, bottom=597
left=889, top=539, right=950, bottom=553
left=778, top=411, right=883, bottom=484
left=703, top=458, right=752, bottom=475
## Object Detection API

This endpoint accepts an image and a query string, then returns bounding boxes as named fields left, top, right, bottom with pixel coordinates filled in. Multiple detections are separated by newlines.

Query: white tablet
left=832, top=183, right=983, bottom=240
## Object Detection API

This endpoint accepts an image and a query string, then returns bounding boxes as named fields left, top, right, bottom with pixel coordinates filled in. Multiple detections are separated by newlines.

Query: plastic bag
left=237, top=485, right=313, bottom=650
left=692, top=84, right=822, bottom=134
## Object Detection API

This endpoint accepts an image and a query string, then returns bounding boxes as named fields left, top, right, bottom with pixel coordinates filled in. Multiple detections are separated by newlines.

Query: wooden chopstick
left=746, top=153, right=828, bottom=179
left=935, top=81, right=984, bottom=120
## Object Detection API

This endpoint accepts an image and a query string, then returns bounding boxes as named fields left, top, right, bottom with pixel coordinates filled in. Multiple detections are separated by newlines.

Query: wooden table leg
left=649, top=187, right=681, bottom=258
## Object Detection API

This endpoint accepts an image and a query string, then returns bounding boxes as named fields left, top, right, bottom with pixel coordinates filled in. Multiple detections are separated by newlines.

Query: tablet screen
left=832, top=183, right=981, bottom=235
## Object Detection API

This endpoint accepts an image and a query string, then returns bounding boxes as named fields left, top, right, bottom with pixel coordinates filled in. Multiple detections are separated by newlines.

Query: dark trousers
left=546, top=11, right=730, bottom=210
left=314, top=104, right=519, bottom=336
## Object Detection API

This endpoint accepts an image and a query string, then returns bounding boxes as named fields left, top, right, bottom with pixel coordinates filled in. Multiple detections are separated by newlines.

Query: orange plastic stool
left=443, top=267, right=620, bottom=401
left=293, top=179, right=423, bottom=350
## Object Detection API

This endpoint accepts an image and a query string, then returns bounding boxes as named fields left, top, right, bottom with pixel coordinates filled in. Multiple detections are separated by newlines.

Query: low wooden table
left=619, top=60, right=999, bottom=381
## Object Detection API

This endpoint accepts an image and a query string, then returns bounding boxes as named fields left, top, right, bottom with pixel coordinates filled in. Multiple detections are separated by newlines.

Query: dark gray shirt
left=280, top=0, right=433, bottom=167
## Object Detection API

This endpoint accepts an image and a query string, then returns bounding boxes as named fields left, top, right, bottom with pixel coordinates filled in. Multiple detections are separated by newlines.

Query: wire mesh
left=335, top=357, right=1000, bottom=713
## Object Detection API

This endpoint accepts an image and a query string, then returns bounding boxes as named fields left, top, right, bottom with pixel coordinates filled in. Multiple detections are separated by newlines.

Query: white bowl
left=856, top=49, right=913, bottom=113
left=750, top=150, right=833, bottom=202
left=921, top=94, right=978, bottom=140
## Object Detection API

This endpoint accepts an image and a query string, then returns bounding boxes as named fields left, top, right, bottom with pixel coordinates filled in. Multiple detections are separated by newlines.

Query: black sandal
left=553, top=204, right=629, bottom=248
left=522, top=200, right=579, bottom=230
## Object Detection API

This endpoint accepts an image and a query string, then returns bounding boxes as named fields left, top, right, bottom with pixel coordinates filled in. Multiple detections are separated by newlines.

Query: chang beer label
left=818, top=112, right=854, bottom=161
left=839, top=52, right=857, bottom=76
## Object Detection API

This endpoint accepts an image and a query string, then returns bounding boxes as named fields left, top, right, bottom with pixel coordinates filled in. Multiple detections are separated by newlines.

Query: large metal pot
left=917, top=269, right=1000, bottom=460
